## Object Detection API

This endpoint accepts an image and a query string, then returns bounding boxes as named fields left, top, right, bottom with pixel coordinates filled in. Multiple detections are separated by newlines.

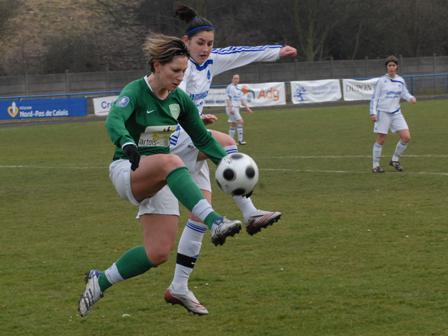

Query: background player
left=226, top=73, right=253, bottom=145
left=370, top=55, right=416, bottom=173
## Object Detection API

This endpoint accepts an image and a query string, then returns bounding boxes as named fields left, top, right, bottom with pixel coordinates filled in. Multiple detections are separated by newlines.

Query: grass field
left=1, top=99, right=448, bottom=336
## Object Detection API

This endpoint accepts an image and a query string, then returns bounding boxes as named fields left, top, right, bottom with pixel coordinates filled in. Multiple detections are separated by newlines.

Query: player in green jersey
left=78, top=33, right=242, bottom=317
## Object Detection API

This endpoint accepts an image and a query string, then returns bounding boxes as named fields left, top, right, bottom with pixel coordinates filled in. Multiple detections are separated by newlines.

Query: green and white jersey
left=105, top=76, right=226, bottom=164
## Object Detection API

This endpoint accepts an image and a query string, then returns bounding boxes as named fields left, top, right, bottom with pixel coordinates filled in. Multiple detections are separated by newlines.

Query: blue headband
left=186, top=25, right=215, bottom=36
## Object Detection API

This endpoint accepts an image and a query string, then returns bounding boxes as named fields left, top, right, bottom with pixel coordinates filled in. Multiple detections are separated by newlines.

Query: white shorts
left=170, top=128, right=212, bottom=192
left=373, top=110, right=409, bottom=134
left=109, top=159, right=179, bottom=218
left=226, top=106, right=242, bottom=123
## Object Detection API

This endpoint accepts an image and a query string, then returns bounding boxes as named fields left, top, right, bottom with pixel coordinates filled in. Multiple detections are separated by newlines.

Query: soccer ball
left=215, top=153, right=259, bottom=196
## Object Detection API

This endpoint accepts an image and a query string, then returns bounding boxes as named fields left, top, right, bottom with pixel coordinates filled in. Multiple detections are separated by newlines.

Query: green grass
left=1, top=100, right=448, bottom=336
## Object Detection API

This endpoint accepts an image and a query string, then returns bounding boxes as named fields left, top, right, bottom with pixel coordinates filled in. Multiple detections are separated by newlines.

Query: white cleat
left=164, top=286, right=209, bottom=315
left=244, top=210, right=282, bottom=235
left=78, top=269, right=103, bottom=317
left=210, top=217, right=242, bottom=246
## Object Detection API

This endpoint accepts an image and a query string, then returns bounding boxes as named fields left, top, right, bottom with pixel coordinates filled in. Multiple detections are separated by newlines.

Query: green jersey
left=105, top=77, right=226, bottom=164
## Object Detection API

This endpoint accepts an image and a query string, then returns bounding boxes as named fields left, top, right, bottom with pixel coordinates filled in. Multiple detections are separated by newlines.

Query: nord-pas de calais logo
left=7, top=102, right=19, bottom=118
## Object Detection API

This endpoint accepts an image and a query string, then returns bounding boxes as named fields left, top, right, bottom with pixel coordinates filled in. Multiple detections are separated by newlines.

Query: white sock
left=233, top=195, right=258, bottom=221
left=372, top=142, right=383, bottom=168
left=224, top=144, right=238, bottom=155
left=191, top=199, right=213, bottom=223
left=225, top=144, right=257, bottom=218
left=229, top=127, right=236, bottom=139
left=237, top=126, right=244, bottom=142
left=392, top=140, right=408, bottom=161
left=171, top=144, right=242, bottom=294
left=104, top=263, right=124, bottom=285
left=170, top=220, right=207, bottom=293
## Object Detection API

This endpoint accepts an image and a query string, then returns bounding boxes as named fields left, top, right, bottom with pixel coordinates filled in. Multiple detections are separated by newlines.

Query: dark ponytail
left=174, top=4, right=215, bottom=37
left=174, top=4, right=196, bottom=22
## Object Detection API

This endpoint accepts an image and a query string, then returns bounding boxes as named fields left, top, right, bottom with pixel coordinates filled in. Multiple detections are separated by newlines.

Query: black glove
left=123, top=144, right=140, bottom=171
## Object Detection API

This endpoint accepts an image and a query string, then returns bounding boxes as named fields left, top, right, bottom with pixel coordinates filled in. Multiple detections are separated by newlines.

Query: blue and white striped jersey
left=370, top=74, right=414, bottom=116
left=179, top=45, right=281, bottom=114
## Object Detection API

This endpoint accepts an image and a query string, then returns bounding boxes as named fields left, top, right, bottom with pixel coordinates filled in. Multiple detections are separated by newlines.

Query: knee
left=401, top=134, right=411, bottom=143
left=162, top=154, right=184, bottom=171
left=212, top=130, right=236, bottom=146
left=147, top=248, right=171, bottom=266
left=221, top=133, right=236, bottom=146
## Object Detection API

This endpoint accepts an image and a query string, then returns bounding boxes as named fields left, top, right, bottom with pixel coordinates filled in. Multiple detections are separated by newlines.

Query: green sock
left=98, top=273, right=112, bottom=292
left=98, top=246, right=154, bottom=293
left=204, top=212, right=221, bottom=229
left=115, top=246, right=154, bottom=278
left=167, top=167, right=221, bottom=229
left=166, top=167, right=204, bottom=210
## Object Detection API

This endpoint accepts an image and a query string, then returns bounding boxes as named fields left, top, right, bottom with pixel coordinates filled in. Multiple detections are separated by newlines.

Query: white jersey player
left=370, top=55, right=416, bottom=173
left=225, top=74, right=253, bottom=144
left=165, top=4, right=297, bottom=315
left=170, top=45, right=281, bottom=188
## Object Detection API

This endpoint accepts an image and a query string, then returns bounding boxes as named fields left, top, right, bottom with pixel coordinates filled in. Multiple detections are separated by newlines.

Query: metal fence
left=1, top=56, right=448, bottom=98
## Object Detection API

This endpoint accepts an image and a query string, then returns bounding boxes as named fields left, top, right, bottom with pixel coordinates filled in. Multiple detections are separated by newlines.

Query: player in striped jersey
left=370, top=55, right=416, bottom=173
left=165, top=4, right=297, bottom=315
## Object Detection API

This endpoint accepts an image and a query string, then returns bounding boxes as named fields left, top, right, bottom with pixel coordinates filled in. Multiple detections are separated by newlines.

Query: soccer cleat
left=210, top=217, right=242, bottom=246
left=78, top=269, right=103, bottom=317
left=244, top=210, right=282, bottom=235
left=164, top=286, right=209, bottom=315
left=389, top=160, right=403, bottom=172
left=372, top=166, right=385, bottom=173
left=238, top=140, right=247, bottom=145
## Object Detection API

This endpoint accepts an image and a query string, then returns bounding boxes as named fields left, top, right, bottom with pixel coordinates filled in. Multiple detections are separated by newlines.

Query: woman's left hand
left=280, top=46, right=297, bottom=58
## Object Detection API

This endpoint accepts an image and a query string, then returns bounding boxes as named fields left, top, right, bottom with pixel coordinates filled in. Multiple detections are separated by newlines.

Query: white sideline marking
left=1, top=154, right=448, bottom=176
left=263, top=168, right=448, bottom=176
left=1, top=164, right=448, bottom=177
left=0, top=165, right=105, bottom=169
left=266, top=154, right=448, bottom=159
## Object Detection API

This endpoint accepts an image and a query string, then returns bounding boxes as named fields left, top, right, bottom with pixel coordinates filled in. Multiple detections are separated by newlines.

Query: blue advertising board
left=0, top=98, right=87, bottom=120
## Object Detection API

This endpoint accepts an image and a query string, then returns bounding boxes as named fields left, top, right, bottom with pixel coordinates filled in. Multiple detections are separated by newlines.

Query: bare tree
left=1, top=0, right=448, bottom=75
left=291, top=0, right=348, bottom=61
left=396, top=0, right=448, bottom=56
left=0, top=0, right=21, bottom=31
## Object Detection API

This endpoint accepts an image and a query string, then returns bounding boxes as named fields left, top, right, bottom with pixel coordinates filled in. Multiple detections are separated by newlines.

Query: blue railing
left=0, top=89, right=120, bottom=101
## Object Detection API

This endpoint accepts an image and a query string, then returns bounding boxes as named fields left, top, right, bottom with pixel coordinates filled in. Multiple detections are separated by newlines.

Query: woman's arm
left=105, top=94, right=136, bottom=148
left=212, top=44, right=297, bottom=76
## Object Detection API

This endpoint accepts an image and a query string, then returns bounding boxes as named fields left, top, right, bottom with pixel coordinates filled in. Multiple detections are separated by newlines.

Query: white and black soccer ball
left=215, top=153, right=259, bottom=196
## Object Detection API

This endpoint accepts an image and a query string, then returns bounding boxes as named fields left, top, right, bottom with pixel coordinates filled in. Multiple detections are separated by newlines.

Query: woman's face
left=154, top=55, right=188, bottom=91
left=386, top=62, right=398, bottom=76
left=184, top=30, right=214, bottom=64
